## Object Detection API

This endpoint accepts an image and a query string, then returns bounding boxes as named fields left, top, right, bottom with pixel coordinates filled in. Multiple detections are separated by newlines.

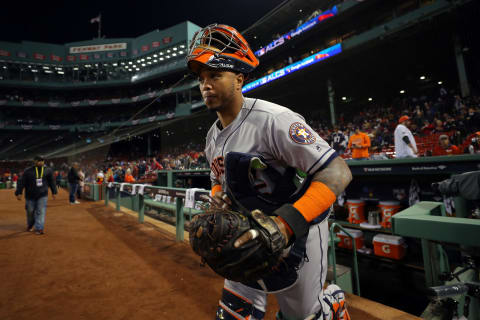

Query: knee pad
left=216, top=287, right=265, bottom=320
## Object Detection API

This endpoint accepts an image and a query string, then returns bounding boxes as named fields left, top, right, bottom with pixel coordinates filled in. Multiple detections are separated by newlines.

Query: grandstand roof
left=242, top=0, right=336, bottom=47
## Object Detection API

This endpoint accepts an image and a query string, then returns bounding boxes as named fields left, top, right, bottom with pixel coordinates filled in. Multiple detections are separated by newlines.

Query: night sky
left=0, top=0, right=283, bottom=44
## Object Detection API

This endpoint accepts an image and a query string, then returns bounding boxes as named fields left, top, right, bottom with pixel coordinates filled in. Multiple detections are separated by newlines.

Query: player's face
left=197, top=67, right=243, bottom=112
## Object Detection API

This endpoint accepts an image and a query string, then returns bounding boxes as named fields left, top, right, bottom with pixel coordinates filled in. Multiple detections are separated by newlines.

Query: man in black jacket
left=15, top=155, right=57, bottom=234
left=67, top=162, right=82, bottom=204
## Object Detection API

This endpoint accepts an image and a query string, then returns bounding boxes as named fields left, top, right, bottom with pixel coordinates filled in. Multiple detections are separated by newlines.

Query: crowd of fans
left=307, top=90, right=480, bottom=159
left=0, top=142, right=208, bottom=189
left=1, top=87, right=479, bottom=189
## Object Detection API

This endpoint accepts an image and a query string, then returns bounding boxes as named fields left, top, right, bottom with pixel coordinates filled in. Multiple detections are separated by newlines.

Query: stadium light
left=153, top=54, right=158, bottom=57
left=73, top=67, right=79, bottom=70
left=159, top=52, right=164, bottom=55
left=132, top=65, right=137, bottom=68
left=420, top=75, right=426, bottom=80
left=400, top=90, right=405, bottom=94
left=254, top=36, right=257, bottom=39
left=166, top=55, right=170, bottom=58
left=160, top=57, right=164, bottom=61
left=438, top=81, right=443, bottom=85
left=31, top=69, right=38, bottom=72
left=147, top=61, right=152, bottom=65
left=141, top=58, right=145, bottom=62
left=42, top=66, right=49, bottom=69
left=299, top=9, right=303, bottom=12
left=172, top=53, right=177, bottom=56
left=120, top=62, right=125, bottom=65
left=129, top=61, right=133, bottom=65
left=153, top=59, right=158, bottom=63
left=173, top=47, right=177, bottom=51
left=141, top=63, right=146, bottom=67
left=58, top=71, right=64, bottom=74
left=112, top=63, right=118, bottom=66
left=179, top=50, right=184, bottom=54
left=45, top=70, right=53, bottom=73
left=136, top=68, right=140, bottom=71
left=368, top=97, right=373, bottom=101
left=180, top=44, right=185, bottom=48
left=342, top=96, right=347, bottom=101
left=147, top=56, right=151, bottom=59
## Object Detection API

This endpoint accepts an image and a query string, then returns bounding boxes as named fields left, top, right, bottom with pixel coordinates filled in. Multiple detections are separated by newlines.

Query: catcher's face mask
left=186, top=24, right=259, bottom=74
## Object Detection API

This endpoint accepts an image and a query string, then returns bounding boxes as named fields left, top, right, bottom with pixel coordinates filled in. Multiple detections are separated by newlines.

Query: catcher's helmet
left=186, top=24, right=259, bottom=74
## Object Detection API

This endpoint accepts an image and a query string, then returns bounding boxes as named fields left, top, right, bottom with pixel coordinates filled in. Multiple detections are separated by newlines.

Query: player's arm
left=347, top=136, right=352, bottom=149
left=15, top=171, right=25, bottom=200
left=269, top=112, right=352, bottom=241
left=402, top=136, right=418, bottom=154
left=364, top=134, right=371, bottom=148
left=47, top=170, right=57, bottom=198
left=274, top=157, right=352, bottom=242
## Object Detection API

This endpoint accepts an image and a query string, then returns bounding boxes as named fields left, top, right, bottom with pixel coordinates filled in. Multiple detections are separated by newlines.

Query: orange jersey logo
left=211, top=156, right=225, bottom=181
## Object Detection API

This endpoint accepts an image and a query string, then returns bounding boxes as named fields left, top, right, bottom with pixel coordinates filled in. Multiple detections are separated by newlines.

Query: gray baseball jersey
left=205, top=97, right=337, bottom=319
left=205, top=97, right=337, bottom=191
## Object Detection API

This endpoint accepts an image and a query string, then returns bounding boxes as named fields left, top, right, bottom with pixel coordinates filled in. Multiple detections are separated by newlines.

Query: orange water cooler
left=372, top=234, right=406, bottom=260
left=378, top=201, right=401, bottom=228
left=346, top=199, right=366, bottom=224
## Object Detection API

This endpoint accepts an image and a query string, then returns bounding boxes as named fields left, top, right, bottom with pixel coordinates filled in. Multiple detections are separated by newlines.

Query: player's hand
left=16, top=194, right=22, bottom=201
left=234, top=216, right=291, bottom=248
left=210, top=191, right=232, bottom=210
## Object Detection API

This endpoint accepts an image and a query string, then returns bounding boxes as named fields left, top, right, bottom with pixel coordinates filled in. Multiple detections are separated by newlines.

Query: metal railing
left=104, top=182, right=209, bottom=242
left=329, top=222, right=361, bottom=296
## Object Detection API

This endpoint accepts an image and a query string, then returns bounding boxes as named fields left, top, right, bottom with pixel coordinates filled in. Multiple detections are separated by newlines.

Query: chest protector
left=224, top=151, right=328, bottom=292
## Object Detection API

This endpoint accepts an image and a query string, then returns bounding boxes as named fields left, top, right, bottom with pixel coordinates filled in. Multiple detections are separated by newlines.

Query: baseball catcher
left=187, top=24, right=353, bottom=320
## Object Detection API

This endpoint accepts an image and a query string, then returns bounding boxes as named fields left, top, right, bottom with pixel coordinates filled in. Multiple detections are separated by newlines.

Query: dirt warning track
left=0, top=189, right=419, bottom=320
left=0, top=189, right=268, bottom=320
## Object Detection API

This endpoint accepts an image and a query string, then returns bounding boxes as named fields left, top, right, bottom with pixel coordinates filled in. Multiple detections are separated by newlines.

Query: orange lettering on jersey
left=211, top=156, right=225, bottom=181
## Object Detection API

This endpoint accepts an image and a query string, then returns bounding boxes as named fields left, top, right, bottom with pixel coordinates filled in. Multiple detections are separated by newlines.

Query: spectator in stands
left=12, top=173, right=18, bottom=189
left=433, top=119, right=445, bottom=133
left=347, top=125, right=371, bottom=160
left=150, top=157, right=163, bottom=170
left=132, top=162, right=139, bottom=179
left=67, top=162, right=82, bottom=204
left=421, top=120, right=434, bottom=136
left=394, top=115, right=418, bottom=158
left=433, top=134, right=460, bottom=156
left=15, top=155, right=57, bottom=234
left=96, top=170, right=104, bottom=184
left=466, top=107, right=480, bottom=133
left=124, top=169, right=135, bottom=183
left=105, top=168, right=114, bottom=183
left=138, top=160, right=147, bottom=176
left=55, top=171, right=62, bottom=186
left=466, top=132, right=480, bottom=154
left=77, top=168, right=85, bottom=199
left=330, top=126, right=348, bottom=155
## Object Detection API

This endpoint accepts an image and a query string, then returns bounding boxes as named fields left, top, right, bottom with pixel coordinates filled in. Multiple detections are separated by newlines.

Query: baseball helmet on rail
left=186, top=24, right=259, bottom=74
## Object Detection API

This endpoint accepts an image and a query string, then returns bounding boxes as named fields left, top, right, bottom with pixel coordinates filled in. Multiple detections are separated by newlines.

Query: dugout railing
left=103, top=182, right=209, bottom=242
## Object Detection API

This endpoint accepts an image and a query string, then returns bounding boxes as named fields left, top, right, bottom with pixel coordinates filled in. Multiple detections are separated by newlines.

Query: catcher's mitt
left=189, top=208, right=287, bottom=283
